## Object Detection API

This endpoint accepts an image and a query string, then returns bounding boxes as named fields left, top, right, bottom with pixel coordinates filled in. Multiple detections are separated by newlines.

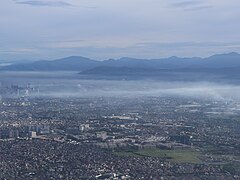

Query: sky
left=1, top=0, right=240, bottom=61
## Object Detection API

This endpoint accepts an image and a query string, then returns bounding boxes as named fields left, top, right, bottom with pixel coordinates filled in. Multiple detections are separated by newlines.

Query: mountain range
left=1, top=52, right=240, bottom=81
left=1, top=52, right=240, bottom=72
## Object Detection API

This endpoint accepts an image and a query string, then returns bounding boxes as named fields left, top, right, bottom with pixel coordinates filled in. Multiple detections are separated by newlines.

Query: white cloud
left=13, top=0, right=74, bottom=7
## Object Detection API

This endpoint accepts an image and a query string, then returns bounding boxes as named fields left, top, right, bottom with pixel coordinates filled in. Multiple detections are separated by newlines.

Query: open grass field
left=114, top=148, right=201, bottom=164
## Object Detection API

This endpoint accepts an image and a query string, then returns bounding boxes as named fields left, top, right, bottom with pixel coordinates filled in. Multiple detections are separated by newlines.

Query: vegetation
left=114, top=148, right=201, bottom=164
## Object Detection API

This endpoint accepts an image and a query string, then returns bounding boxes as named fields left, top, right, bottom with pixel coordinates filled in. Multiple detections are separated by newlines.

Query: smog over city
left=0, top=0, right=240, bottom=179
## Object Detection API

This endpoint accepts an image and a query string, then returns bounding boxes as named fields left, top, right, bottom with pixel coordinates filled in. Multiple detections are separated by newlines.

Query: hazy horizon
left=1, top=52, right=240, bottom=64
left=1, top=0, right=240, bottom=61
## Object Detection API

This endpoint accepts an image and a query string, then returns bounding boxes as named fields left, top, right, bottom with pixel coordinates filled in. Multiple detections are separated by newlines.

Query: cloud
left=144, top=41, right=239, bottom=50
left=0, top=48, right=38, bottom=54
left=14, top=0, right=74, bottom=7
left=171, top=1, right=202, bottom=8
left=185, top=5, right=213, bottom=11
left=1, top=0, right=239, bottom=61
left=169, top=0, right=213, bottom=11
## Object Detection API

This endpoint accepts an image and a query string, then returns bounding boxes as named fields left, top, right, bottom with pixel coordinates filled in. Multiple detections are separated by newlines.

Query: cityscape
left=0, top=81, right=239, bottom=179
left=1, top=0, right=240, bottom=179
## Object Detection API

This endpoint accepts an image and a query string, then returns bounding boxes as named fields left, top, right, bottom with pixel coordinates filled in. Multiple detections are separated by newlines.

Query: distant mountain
left=0, top=56, right=100, bottom=71
left=99, top=52, right=240, bottom=69
left=79, top=65, right=240, bottom=82
left=202, top=52, right=240, bottom=68
left=79, top=52, right=240, bottom=82
left=1, top=52, right=240, bottom=72
left=101, top=56, right=203, bottom=69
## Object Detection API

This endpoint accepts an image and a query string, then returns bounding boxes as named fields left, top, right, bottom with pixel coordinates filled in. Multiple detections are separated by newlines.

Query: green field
left=114, top=148, right=201, bottom=164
